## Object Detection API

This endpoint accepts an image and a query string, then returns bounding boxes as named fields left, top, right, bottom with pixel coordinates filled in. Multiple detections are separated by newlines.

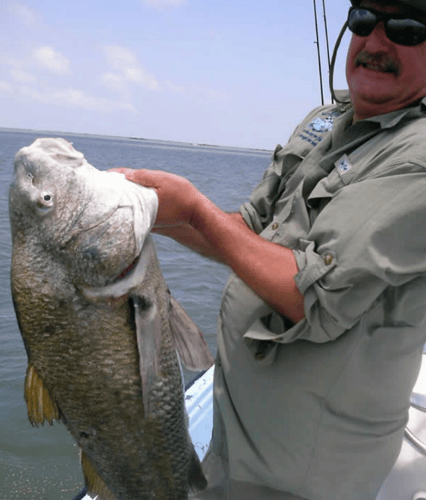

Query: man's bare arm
left=152, top=213, right=247, bottom=263
left=114, top=168, right=305, bottom=324
left=189, top=197, right=304, bottom=324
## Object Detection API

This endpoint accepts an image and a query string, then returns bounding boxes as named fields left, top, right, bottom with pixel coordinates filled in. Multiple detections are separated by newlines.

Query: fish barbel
left=9, top=138, right=213, bottom=500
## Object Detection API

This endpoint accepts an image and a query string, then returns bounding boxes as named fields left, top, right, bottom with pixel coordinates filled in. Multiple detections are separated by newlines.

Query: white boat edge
left=75, top=356, right=426, bottom=500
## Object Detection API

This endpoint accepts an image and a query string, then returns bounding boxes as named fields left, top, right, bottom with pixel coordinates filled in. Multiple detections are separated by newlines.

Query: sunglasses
left=348, top=6, right=426, bottom=46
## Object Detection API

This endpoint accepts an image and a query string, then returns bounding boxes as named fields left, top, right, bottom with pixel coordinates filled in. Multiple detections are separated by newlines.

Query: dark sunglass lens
left=387, top=19, right=426, bottom=46
left=348, top=8, right=378, bottom=37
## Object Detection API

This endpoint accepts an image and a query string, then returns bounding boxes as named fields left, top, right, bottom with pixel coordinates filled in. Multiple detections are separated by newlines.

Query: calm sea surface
left=0, top=128, right=271, bottom=499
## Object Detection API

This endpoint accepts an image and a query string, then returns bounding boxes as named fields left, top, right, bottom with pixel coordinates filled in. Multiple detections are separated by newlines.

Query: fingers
left=126, top=169, right=158, bottom=186
left=108, top=167, right=137, bottom=180
left=108, top=167, right=152, bottom=187
left=107, top=168, right=199, bottom=226
left=108, top=167, right=132, bottom=174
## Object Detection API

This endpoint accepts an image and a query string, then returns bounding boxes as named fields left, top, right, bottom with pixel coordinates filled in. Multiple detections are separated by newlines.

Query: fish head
left=10, top=138, right=158, bottom=288
left=10, top=138, right=85, bottom=244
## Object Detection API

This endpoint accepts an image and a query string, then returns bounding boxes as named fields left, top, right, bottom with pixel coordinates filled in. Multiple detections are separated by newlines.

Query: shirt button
left=323, top=254, right=334, bottom=266
left=272, top=222, right=279, bottom=230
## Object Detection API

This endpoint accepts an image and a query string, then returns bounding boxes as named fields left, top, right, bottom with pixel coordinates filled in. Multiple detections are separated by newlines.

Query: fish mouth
left=115, top=253, right=141, bottom=281
left=81, top=235, right=155, bottom=301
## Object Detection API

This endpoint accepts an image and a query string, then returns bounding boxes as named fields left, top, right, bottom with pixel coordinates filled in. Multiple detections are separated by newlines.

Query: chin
left=349, top=72, right=399, bottom=105
left=351, top=89, right=395, bottom=104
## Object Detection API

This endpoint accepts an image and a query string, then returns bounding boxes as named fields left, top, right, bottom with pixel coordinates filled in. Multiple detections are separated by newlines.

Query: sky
left=0, top=0, right=353, bottom=149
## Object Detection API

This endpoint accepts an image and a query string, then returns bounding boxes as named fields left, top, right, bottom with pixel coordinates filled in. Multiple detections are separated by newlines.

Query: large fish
left=9, top=138, right=213, bottom=500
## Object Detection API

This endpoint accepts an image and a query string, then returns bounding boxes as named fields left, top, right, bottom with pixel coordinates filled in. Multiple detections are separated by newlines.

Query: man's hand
left=111, top=167, right=304, bottom=323
left=111, top=168, right=204, bottom=227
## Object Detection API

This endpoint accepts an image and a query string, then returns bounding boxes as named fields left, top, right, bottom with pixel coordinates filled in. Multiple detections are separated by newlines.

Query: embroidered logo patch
left=307, top=116, right=334, bottom=133
left=336, top=155, right=352, bottom=174
left=300, top=110, right=342, bottom=147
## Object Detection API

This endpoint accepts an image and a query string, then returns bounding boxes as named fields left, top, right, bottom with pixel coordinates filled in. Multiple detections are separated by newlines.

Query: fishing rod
left=321, top=0, right=332, bottom=72
left=313, top=0, right=334, bottom=104
left=312, top=0, right=324, bottom=105
left=321, top=0, right=333, bottom=103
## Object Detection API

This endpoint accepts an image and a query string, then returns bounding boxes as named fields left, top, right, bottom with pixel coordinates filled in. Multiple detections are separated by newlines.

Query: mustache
left=355, top=51, right=400, bottom=75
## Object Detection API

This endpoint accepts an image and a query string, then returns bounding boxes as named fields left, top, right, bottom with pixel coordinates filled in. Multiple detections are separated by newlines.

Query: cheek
left=346, top=36, right=363, bottom=84
left=398, top=48, right=426, bottom=83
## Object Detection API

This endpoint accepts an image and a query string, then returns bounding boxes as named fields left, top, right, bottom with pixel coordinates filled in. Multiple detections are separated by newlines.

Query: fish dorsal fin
left=80, top=449, right=118, bottom=500
left=24, top=364, right=60, bottom=426
left=169, top=296, right=214, bottom=372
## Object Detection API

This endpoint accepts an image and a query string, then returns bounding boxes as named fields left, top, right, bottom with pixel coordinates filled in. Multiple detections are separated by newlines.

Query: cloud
left=33, top=46, right=71, bottom=75
left=101, top=72, right=126, bottom=92
left=27, top=87, right=136, bottom=112
left=165, top=80, right=185, bottom=93
left=7, top=2, right=39, bottom=25
left=11, top=67, right=37, bottom=84
left=102, top=45, right=160, bottom=91
left=0, top=82, right=136, bottom=113
left=0, top=45, right=135, bottom=113
left=101, top=46, right=227, bottom=104
left=140, top=0, right=186, bottom=10
left=0, top=81, right=14, bottom=93
left=0, top=51, right=21, bottom=68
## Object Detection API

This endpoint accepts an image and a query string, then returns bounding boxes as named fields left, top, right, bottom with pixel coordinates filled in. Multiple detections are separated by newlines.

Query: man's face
left=346, top=0, right=426, bottom=120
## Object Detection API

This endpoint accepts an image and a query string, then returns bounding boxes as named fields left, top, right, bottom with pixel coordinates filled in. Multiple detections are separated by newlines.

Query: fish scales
left=9, top=138, right=213, bottom=500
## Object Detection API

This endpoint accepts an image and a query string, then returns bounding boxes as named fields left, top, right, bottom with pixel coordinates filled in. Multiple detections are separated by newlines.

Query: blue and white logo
left=336, top=155, right=352, bottom=174
left=308, top=116, right=334, bottom=133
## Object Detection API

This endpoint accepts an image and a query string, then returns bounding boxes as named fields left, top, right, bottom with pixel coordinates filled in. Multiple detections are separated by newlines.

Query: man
left=116, top=0, right=426, bottom=498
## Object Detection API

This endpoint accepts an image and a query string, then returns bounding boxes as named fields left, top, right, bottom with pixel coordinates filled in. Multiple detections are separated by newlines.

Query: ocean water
left=0, top=128, right=271, bottom=499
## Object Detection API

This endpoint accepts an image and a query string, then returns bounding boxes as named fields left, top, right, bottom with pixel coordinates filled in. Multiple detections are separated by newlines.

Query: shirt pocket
left=307, top=154, right=359, bottom=207
left=271, top=134, right=317, bottom=179
left=307, top=168, right=344, bottom=208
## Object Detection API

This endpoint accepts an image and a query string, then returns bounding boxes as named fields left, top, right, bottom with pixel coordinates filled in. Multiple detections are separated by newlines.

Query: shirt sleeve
left=240, top=147, right=283, bottom=234
left=240, top=104, right=338, bottom=234
left=287, top=166, right=426, bottom=343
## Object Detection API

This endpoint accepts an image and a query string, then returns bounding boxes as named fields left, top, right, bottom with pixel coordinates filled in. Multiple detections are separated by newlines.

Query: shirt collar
left=336, top=89, right=426, bottom=129
left=353, top=95, right=426, bottom=130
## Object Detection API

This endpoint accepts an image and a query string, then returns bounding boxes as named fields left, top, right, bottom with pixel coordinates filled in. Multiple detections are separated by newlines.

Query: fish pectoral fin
left=188, top=447, right=208, bottom=493
left=132, top=295, right=162, bottom=415
left=80, top=449, right=118, bottom=500
left=24, top=364, right=60, bottom=427
left=169, top=296, right=214, bottom=371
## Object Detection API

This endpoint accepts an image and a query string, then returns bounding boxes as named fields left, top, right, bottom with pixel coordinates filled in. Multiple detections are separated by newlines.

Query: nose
left=364, top=21, right=392, bottom=51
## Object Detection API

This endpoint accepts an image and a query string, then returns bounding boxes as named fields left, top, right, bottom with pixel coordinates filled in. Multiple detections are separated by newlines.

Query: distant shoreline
left=0, top=127, right=273, bottom=155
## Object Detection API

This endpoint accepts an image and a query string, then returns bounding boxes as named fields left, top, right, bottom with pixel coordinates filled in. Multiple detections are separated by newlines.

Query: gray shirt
left=210, top=97, right=426, bottom=500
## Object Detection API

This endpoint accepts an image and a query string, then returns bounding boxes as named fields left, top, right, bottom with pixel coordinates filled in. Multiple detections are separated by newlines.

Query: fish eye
left=36, top=191, right=54, bottom=212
